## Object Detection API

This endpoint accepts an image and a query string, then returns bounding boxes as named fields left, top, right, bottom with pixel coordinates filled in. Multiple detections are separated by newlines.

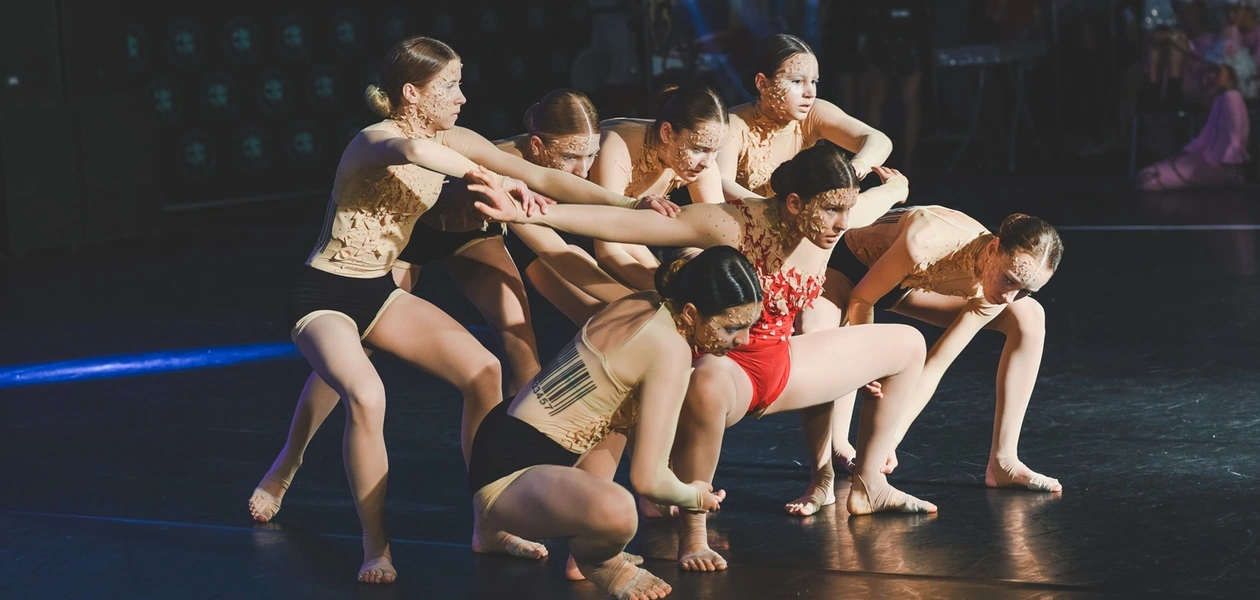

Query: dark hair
left=652, top=83, right=728, bottom=139
left=655, top=246, right=762, bottom=317
left=524, top=89, right=600, bottom=138
left=767, top=140, right=859, bottom=201
left=365, top=36, right=460, bottom=117
left=996, top=214, right=1064, bottom=271
left=752, top=34, right=814, bottom=95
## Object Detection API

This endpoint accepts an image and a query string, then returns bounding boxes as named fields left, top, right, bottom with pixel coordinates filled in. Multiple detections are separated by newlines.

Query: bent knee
left=343, top=381, right=387, bottom=416
left=683, top=367, right=737, bottom=421
left=593, top=485, right=638, bottom=542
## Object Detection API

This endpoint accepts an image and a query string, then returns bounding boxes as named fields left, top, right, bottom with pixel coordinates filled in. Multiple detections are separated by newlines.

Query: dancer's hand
left=502, top=177, right=554, bottom=219
left=469, top=183, right=529, bottom=224
left=872, top=166, right=908, bottom=191
left=689, top=481, right=724, bottom=512
left=635, top=194, right=680, bottom=218
left=863, top=380, right=884, bottom=399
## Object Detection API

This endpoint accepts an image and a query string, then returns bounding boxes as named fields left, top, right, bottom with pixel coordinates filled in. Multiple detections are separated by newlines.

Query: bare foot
left=581, top=557, right=672, bottom=600
left=986, top=455, right=1062, bottom=492
left=471, top=526, right=549, bottom=559
left=847, top=474, right=937, bottom=515
left=567, top=551, right=643, bottom=581
left=247, top=475, right=289, bottom=523
left=785, top=460, right=835, bottom=517
left=357, top=546, right=397, bottom=584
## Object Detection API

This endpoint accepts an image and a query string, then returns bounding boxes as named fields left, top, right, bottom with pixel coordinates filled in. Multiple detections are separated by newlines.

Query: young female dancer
left=819, top=206, right=1065, bottom=493
left=588, top=84, right=730, bottom=292
left=468, top=246, right=754, bottom=600
left=251, top=37, right=663, bottom=583
left=473, top=141, right=938, bottom=574
left=717, top=33, right=891, bottom=201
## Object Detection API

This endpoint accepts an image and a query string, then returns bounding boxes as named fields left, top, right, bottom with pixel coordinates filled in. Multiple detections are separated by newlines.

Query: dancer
left=1135, top=64, right=1251, bottom=190
left=719, top=33, right=891, bottom=201
left=819, top=206, right=1065, bottom=493
left=468, top=246, right=752, bottom=600
left=473, top=141, right=938, bottom=574
left=251, top=37, right=658, bottom=583
left=588, top=84, right=729, bottom=292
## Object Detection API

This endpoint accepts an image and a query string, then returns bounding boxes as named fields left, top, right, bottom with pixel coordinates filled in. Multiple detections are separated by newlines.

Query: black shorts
left=467, top=401, right=581, bottom=493
left=827, top=240, right=909, bottom=312
left=286, top=266, right=405, bottom=339
left=397, top=222, right=501, bottom=268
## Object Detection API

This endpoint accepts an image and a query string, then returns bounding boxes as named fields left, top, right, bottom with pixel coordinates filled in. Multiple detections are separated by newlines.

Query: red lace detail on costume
left=728, top=198, right=823, bottom=343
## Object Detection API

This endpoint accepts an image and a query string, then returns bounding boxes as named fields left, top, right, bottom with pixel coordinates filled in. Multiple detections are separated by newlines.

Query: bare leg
left=893, top=292, right=1059, bottom=492
left=671, top=357, right=753, bottom=572
left=766, top=325, right=934, bottom=515
left=567, top=434, right=644, bottom=581
left=249, top=264, right=418, bottom=522
left=292, top=315, right=396, bottom=584
left=448, top=237, right=542, bottom=395
left=488, top=466, right=672, bottom=600
left=525, top=258, right=616, bottom=326
left=788, top=295, right=843, bottom=516
left=249, top=369, right=351, bottom=522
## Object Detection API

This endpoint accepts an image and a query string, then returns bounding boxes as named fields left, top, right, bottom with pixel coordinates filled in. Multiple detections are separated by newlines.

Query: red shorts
left=725, top=338, right=792, bottom=416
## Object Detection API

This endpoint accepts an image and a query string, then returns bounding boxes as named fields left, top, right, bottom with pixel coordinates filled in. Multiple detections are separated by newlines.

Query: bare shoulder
left=494, top=134, right=527, bottom=158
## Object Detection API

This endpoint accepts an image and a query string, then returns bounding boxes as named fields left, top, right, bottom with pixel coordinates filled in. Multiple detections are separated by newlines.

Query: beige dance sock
left=847, top=474, right=937, bottom=515
left=581, top=556, right=671, bottom=600
left=986, top=454, right=1062, bottom=492
left=785, top=460, right=836, bottom=516
left=677, top=511, right=726, bottom=572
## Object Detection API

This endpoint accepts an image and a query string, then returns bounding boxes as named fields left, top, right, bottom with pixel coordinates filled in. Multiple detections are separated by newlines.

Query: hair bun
left=364, top=84, right=393, bottom=118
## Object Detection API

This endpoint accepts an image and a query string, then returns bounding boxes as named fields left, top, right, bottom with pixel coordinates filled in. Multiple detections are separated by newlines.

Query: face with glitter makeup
left=789, top=187, right=857, bottom=249
left=980, top=242, right=1055, bottom=305
left=401, top=60, right=465, bottom=133
left=758, top=52, right=819, bottom=122
left=679, top=302, right=760, bottom=357
left=530, top=134, right=600, bottom=178
left=660, top=120, right=726, bottom=182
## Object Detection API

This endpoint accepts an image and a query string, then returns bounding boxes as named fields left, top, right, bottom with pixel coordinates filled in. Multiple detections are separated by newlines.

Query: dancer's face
left=405, top=60, right=465, bottom=131
left=687, top=302, right=760, bottom=356
left=530, top=133, right=600, bottom=178
left=759, top=52, right=819, bottom=121
left=659, top=120, right=726, bottom=182
left=788, top=187, right=858, bottom=249
left=981, top=242, right=1054, bottom=305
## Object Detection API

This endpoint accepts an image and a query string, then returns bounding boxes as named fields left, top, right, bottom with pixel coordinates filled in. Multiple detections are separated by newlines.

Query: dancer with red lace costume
left=472, top=140, right=938, bottom=575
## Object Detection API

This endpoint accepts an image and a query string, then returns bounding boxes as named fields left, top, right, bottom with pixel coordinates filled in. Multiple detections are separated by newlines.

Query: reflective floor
left=2, top=173, right=1258, bottom=599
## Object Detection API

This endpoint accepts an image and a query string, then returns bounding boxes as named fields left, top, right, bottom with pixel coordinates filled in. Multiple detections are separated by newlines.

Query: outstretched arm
left=846, top=235, right=915, bottom=327
left=356, top=128, right=480, bottom=178
left=474, top=184, right=743, bottom=250
left=447, top=127, right=639, bottom=208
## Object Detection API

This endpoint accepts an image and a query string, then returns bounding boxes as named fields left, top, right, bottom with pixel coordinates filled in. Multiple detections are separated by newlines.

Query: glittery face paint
left=760, top=52, right=819, bottom=123
left=662, top=121, right=726, bottom=182
left=396, top=61, right=464, bottom=137
left=686, top=302, right=761, bottom=357
left=981, top=248, right=1054, bottom=305
left=792, top=187, right=858, bottom=248
left=532, top=133, right=600, bottom=177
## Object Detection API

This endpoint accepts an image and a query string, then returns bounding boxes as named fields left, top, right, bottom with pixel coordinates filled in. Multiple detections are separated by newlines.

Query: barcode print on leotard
left=532, top=340, right=597, bottom=417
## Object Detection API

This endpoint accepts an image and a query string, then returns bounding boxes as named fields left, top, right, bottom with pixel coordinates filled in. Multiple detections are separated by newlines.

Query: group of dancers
left=245, top=33, right=1065, bottom=599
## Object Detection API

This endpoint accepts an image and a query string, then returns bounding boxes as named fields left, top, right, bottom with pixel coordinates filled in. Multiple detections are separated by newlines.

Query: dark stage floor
left=2, top=172, right=1258, bottom=599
